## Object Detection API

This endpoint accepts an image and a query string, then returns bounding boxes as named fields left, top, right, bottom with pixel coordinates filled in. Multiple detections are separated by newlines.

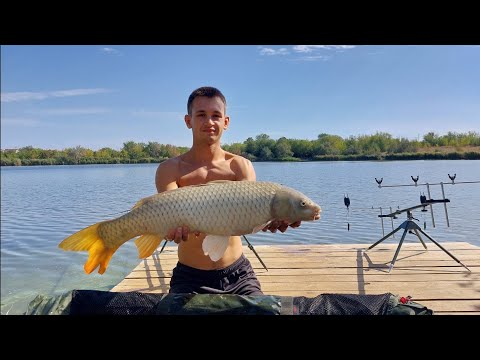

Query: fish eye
left=300, top=201, right=306, bottom=207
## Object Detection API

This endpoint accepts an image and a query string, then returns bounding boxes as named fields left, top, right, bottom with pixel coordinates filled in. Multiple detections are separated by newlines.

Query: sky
left=1, top=45, right=479, bottom=151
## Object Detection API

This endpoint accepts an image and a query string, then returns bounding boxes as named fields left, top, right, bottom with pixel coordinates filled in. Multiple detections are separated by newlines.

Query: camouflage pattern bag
left=387, top=295, right=434, bottom=315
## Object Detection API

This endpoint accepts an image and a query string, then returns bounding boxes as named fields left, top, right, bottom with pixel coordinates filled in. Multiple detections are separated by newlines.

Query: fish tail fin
left=134, top=234, right=163, bottom=258
left=58, top=222, right=119, bottom=275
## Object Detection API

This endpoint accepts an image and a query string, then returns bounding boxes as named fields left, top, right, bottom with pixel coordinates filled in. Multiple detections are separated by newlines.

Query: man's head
left=187, top=86, right=227, bottom=116
left=185, top=86, right=230, bottom=145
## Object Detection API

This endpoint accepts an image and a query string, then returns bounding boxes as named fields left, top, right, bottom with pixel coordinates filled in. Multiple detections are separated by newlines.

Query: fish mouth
left=313, top=213, right=321, bottom=220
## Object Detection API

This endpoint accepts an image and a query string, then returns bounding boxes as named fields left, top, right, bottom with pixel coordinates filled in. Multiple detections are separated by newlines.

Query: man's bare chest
left=178, top=163, right=237, bottom=186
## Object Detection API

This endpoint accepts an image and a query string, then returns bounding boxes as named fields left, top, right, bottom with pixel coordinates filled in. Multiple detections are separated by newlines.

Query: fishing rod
left=375, top=174, right=480, bottom=229
left=375, top=174, right=480, bottom=188
left=242, top=235, right=268, bottom=271
left=364, top=199, right=471, bottom=273
left=362, top=173, right=479, bottom=272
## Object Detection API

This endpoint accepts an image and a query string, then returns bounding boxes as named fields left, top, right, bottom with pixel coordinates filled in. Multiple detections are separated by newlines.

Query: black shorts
left=169, top=254, right=263, bottom=295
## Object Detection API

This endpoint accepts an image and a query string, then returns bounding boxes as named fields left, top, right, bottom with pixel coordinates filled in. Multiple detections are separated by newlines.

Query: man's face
left=185, top=96, right=229, bottom=144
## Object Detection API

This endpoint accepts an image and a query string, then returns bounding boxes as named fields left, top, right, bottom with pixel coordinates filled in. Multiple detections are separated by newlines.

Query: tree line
left=2, top=131, right=479, bottom=166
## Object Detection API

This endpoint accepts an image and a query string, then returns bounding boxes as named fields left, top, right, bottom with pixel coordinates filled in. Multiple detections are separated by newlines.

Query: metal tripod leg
left=413, top=229, right=428, bottom=250
left=388, top=227, right=409, bottom=273
left=366, top=226, right=403, bottom=251
left=242, top=235, right=268, bottom=271
left=159, top=240, right=168, bottom=254
left=417, top=229, right=471, bottom=272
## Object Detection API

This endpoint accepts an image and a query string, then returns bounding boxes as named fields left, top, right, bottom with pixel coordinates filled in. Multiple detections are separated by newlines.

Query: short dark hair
left=187, top=86, right=227, bottom=115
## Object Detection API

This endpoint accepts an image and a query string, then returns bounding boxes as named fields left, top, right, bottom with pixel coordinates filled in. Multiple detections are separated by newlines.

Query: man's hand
left=262, top=220, right=301, bottom=233
left=165, top=226, right=202, bottom=244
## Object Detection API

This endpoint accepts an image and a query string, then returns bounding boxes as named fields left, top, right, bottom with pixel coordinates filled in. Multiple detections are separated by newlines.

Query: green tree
left=423, top=132, right=439, bottom=146
left=290, top=139, right=314, bottom=158
left=258, top=146, right=273, bottom=160
left=144, top=142, right=164, bottom=158
left=274, top=137, right=293, bottom=158
left=122, top=141, right=145, bottom=159
left=314, top=134, right=346, bottom=155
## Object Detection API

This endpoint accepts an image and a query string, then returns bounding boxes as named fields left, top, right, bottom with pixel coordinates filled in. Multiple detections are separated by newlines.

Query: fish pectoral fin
left=202, top=235, right=230, bottom=262
left=251, top=221, right=272, bottom=234
left=134, top=234, right=163, bottom=258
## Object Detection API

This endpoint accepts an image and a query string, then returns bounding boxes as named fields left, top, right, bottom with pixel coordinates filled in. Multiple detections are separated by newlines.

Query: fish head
left=271, top=187, right=322, bottom=222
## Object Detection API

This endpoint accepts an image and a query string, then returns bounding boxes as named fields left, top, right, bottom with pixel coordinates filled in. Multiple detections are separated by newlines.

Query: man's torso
left=172, top=152, right=245, bottom=270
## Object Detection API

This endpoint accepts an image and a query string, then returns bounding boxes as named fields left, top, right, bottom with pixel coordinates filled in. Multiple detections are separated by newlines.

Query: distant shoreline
left=3, top=132, right=479, bottom=166
left=1, top=151, right=479, bottom=166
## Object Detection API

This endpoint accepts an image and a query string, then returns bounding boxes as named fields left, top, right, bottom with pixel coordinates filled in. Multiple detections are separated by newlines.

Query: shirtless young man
left=155, top=86, right=300, bottom=295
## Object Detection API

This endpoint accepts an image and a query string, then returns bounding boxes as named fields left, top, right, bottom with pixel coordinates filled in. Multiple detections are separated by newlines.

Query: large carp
left=59, top=180, right=321, bottom=274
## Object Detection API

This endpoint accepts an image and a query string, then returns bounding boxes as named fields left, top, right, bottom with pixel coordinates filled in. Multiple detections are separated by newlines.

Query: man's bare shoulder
left=157, top=156, right=182, bottom=172
left=225, top=152, right=256, bottom=181
left=155, top=155, right=185, bottom=192
left=226, top=152, right=250, bottom=165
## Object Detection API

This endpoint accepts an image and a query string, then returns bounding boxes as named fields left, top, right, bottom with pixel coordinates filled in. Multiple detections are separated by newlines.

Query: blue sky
left=1, top=45, right=479, bottom=150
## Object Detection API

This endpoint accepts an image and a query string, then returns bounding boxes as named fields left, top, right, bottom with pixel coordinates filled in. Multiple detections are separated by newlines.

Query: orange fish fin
left=134, top=234, right=163, bottom=258
left=202, top=235, right=229, bottom=262
left=58, top=221, right=119, bottom=275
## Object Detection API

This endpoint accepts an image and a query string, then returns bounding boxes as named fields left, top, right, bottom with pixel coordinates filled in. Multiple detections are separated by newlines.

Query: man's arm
left=155, top=159, right=191, bottom=243
left=155, top=159, right=179, bottom=193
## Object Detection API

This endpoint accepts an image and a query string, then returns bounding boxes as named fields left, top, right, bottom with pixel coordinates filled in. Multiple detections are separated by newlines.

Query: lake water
left=1, top=160, right=479, bottom=314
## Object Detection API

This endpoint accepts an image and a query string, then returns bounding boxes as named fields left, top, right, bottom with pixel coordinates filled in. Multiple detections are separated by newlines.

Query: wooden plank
left=140, top=257, right=480, bottom=265
left=156, top=242, right=479, bottom=253
left=135, top=258, right=480, bottom=269
left=416, top=300, right=480, bottom=312
left=124, top=273, right=479, bottom=283
left=240, top=251, right=480, bottom=259
left=149, top=251, right=480, bottom=261
left=252, top=242, right=478, bottom=250
left=435, top=312, right=480, bottom=315
left=126, top=267, right=478, bottom=277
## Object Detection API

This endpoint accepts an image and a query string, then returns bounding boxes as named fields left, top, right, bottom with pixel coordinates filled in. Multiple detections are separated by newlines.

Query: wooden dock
left=111, top=242, right=480, bottom=315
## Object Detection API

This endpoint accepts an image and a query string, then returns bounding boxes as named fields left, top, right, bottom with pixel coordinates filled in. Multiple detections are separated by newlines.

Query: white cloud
left=1, top=118, right=41, bottom=127
left=30, top=108, right=111, bottom=116
left=258, top=45, right=355, bottom=62
left=1, top=88, right=113, bottom=103
left=101, top=47, right=122, bottom=55
left=258, top=46, right=289, bottom=56
left=293, top=45, right=356, bottom=52
left=291, top=55, right=330, bottom=62
left=130, top=110, right=184, bottom=118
